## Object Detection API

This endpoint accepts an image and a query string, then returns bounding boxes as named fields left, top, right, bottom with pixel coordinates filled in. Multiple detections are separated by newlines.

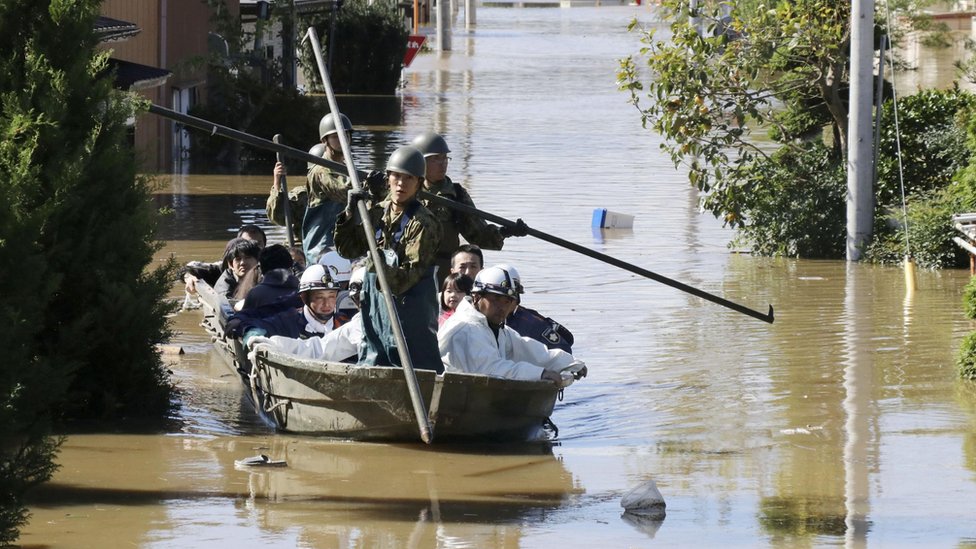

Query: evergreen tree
left=0, top=0, right=176, bottom=541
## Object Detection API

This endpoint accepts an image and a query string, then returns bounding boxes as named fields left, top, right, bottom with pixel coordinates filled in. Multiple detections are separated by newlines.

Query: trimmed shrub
left=733, top=142, right=846, bottom=258
left=958, top=332, right=976, bottom=380
left=964, top=276, right=976, bottom=320
left=301, top=0, right=408, bottom=95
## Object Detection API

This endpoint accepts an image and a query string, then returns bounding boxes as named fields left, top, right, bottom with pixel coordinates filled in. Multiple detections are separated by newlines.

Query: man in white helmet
left=246, top=264, right=367, bottom=363
left=238, top=264, right=351, bottom=345
left=437, top=265, right=586, bottom=386
left=318, top=249, right=359, bottom=319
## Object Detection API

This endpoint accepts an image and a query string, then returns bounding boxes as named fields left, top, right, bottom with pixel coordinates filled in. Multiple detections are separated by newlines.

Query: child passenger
left=439, top=273, right=473, bottom=326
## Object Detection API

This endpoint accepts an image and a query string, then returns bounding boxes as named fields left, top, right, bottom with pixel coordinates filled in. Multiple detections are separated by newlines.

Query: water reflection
left=20, top=6, right=976, bottom=548
left=842, top=263, right=872, bottom=548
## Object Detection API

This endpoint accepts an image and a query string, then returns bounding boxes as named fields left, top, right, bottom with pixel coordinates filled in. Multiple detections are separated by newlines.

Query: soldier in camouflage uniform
left=334, top=146, right=443, bottom=371
left=410, top=132, right=528, bottom=284
left=267, top=114, right=384, bottom=264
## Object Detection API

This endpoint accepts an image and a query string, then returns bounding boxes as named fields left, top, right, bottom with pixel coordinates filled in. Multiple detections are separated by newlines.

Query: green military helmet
left=307, top=143, right=326, bottom=170
left=410, top=131, right=451, bottom=157
left=318, top=113, right=353, bottom=141
left=385, top=145, right=426, bottom=179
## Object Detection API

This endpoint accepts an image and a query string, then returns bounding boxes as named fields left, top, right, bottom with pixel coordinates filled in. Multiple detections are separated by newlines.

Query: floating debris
left=156, top=344, right=184, bottom=355
left=234, top=454, right=286, bottom=468
left=621, top=479, right=666, bottom=519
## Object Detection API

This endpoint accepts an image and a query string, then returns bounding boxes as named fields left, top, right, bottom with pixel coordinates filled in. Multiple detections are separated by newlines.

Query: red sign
left=404, top=34, right=427, bottom=68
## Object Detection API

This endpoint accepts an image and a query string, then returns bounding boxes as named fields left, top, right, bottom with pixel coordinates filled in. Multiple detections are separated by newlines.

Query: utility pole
left=436, top=0, right=451, bottom=51
left=847, top=0, right=875, bottom=261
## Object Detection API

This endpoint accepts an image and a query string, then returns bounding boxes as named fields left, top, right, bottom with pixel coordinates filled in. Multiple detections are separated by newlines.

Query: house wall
left=100, top=0, right=240, bottom=172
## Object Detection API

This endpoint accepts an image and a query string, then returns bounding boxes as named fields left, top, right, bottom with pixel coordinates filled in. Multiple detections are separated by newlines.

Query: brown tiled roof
left=95, top=15, right=141, bottom=42
left=103, top=58, right=172, bottom=90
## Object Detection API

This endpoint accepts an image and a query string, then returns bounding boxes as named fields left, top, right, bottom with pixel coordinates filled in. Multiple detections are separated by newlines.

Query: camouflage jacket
left=334, top=197, right=442, bottom=296
left=423, top=176, right=505, bottom=262
left=267, top=165, right=387, bottom=263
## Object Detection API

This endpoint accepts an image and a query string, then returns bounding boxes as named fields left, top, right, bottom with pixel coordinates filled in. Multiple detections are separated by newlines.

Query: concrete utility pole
left=437, top=0, right=452, bottom=51
left=847, top=0, right=875, bottom=261
left=465, top=0, right=476, bottom=30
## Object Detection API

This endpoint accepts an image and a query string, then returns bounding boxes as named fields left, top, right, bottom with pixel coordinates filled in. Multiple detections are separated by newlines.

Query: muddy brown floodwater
left=18, top=6, right=976, bottom=548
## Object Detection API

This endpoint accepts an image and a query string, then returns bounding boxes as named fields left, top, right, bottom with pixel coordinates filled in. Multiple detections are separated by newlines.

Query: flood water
left=18, top=6, right=976, bottom=548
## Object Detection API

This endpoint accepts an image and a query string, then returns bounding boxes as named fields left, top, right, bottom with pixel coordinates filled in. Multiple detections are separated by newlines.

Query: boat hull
left=195, top=281, right=560, bottom=442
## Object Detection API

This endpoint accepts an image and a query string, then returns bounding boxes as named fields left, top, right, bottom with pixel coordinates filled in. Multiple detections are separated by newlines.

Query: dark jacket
left=242, top=268, right=299, bottom=310
left=212, top=268, right=239, bottom=299
left=506, top=305, right=574, bottom=353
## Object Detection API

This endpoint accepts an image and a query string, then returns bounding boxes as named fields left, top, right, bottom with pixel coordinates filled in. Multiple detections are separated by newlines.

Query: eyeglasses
left=428, top=155, right=451, bottom=164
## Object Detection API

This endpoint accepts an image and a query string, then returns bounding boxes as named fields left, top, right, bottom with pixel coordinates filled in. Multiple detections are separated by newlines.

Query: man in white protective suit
left=437, top=265, right=587, bottom=386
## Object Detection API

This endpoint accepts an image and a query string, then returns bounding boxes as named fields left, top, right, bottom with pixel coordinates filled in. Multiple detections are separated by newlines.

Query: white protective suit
left=248, top=312, right=363, bottom=361
left=437, top=298, right=584, bottom=387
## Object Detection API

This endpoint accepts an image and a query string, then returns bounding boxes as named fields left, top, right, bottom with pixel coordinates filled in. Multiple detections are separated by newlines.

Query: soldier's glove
left=345, top=188, right=369, bottom=215
left=363, top=170, right=387, bottom=201
left=500, top=218, right=529, bottom=238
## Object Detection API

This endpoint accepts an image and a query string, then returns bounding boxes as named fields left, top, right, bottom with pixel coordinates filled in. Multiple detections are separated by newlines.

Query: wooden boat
left=195, top=281, right=562, bottom=442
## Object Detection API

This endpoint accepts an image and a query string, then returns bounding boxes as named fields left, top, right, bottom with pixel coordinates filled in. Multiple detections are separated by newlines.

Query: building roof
left=95, top=15, right=141, bottom=42
left=104, top=58, right=172, bottom=90
left=239, top=0, right=333, bottom=15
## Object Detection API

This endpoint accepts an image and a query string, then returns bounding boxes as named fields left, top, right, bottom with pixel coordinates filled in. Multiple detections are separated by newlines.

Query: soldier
left=410, top=131, right=528, bottom=283
left=267, top=114, right=383, bottom=264
left=334, top=146, right=443, bottom=371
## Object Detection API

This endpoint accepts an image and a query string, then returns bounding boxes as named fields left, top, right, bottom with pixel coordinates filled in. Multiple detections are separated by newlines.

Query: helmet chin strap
left=305, top=305, right=334, bottom=323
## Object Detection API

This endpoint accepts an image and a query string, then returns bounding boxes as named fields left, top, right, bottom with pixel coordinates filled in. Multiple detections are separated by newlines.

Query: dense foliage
left=192, top=0, right=406, bottom=172
left=957, top=332, right=976, bottom=380
left=865, top=89, right=974, bottom=268
left=619, top=0, right=972, bottom=263
left=302, top=0, right=408, bottom=95
left=618, top=0, right=851, bottom=226
left=0, top=0, right=175, bottom=541
left=733, top=142, right=847, bottom=258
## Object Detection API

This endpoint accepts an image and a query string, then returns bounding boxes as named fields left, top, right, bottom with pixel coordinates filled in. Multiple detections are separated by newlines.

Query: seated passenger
left=241, top=264, right=353, bottom=343
left=289, top=245, right=307, bottom=275
left=438, top=272, right=473, bottom=327
left=447, top=246, right=574, bottom=352
left=213, top=238, right=261, bottom=300
left=499, top=264, right=575, bottom=353
left=246, top=265, right=368, bottom=362
left=318, top=249, right=358, bottom=319
left=182, top=224, right=267, bottom=293
left=449, top=244, right=483, bottom=280
left=438, top=266, right=586, bottom=386
left=240, top=244, right=300, bottom=310
left=237, top=223, right=268, bottom=248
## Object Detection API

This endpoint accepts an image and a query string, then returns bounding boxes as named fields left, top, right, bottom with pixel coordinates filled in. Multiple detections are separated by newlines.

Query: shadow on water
left=153, top=194, right=271, bottom=241
left=758, top=496, right=853, bottom=538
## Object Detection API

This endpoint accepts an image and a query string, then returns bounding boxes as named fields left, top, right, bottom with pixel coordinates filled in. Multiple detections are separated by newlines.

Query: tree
left=618, top=0, right=851, bottom=226
left=302, top=0, right=408, bottom=95
left=0, top=0, right=175, bottom=541
left=618, top=0, right=945, bottom=228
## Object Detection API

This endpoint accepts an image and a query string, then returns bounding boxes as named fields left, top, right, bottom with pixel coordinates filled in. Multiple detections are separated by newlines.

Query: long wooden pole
left=304, top=26, right=433, bottom=444
left=420, top=192, right=775, bottom=324
left=147, top=102, right=773, bottom=324
left=272, top=134, right=295, bottom=248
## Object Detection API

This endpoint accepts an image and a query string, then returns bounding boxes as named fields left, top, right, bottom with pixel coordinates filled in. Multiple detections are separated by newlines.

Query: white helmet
left=299, top=264, right=340, bottom=294
left=318, top=250, right=353, bottom=283
left=349, top=266, right=366, bottom=287
left=494, top=264, right=524, bottom=294
left=473, top=266, right=520, bottom=299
